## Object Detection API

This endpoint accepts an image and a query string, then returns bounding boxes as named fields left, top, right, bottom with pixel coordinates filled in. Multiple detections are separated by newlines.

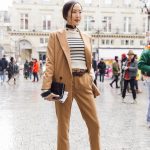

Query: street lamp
left=91, top=19, right=106, bottom=61
left=140, top=0, right=150, bottom=43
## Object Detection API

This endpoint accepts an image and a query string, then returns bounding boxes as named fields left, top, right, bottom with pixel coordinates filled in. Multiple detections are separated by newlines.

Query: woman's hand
left=44, top=93, right=60, bottom=101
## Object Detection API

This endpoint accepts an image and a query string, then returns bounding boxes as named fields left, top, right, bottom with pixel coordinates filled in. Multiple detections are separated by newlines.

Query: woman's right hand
left=44, top=93, right=60, bottom=101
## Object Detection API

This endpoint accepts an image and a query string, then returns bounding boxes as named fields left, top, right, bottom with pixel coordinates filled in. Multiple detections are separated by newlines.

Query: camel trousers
left=55, top=73, right=100, bottom=150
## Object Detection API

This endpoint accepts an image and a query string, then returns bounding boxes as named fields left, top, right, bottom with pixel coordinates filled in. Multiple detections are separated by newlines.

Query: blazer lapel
left=56, top=29, right=72, bottom=73
left=79, top=32, right=92, bottom=72
left=56, top=29, right=92, bottom=73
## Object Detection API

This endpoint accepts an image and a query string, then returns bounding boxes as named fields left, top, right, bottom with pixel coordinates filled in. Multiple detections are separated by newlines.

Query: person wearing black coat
left=98, top=58, right=106, bottom=82
left=7, top=57, right=17, bottom=84
left=0, top=55, right=8, bottom=82
left=92, top=58, right=98, bottom=85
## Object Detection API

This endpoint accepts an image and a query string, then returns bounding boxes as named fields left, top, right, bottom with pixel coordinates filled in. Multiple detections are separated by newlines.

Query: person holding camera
left=121, top=50, right=138, bottom=103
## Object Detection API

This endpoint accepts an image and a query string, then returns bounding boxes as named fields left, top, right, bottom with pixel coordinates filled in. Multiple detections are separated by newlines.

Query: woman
left=122, top=50, right=138, bottom=103
left=41, top=1, right=100, bottom=150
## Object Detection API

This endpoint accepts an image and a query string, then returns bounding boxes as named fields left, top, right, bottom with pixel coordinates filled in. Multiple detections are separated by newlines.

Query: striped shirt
left=66, top=29, right=87, bottom=69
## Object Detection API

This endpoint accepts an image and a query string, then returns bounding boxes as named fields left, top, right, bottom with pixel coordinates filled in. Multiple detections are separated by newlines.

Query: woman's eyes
left=72, top=11, right=82, bottom=14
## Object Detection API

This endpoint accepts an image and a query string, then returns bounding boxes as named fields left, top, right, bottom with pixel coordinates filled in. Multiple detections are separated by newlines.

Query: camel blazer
left=41, top=29, right=100, bottom=97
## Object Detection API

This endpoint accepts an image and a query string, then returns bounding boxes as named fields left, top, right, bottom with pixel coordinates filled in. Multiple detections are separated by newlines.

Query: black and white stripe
left=67, top=37, right=86, bottom=62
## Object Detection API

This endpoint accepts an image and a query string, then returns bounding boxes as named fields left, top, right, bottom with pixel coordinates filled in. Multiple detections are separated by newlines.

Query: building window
left=111, top=40, right=114, bottom=45
left=20, top=13, right=28, bottom=30
left=130, top=40, right=134, bottom=45
left=140, top=40, right=145, bottom=46
left=125, top=40, right=129, bottom=45
left=84, top=16, right=94, bottom=31
left=104, top=0, right=112, bottom=5
left=45, top=38, right=48, bottom=43
left=40, top=38, right=44, bottom=44
left=123, top=17, right=131, bottom=33
left=106, top=39, right=109, bottom=45
left=92, top=39, right=95, bottom=44
left=121, top=40, right=124, bottom=45
left=103, top=16, right=112, bottom=32
left=40, top=38, right=48, bottom=44
left=101, top=39, right=105, bottom=45
left=43, top=15, right=51, bottom=30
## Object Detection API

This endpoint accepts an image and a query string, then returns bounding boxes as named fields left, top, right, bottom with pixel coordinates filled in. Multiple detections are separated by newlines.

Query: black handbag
left=41, top=81, right=65, bottom=99
left=51, top=81, right=65, bottom=99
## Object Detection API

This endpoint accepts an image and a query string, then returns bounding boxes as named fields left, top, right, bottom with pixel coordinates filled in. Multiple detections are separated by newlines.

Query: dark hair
left=62, top=0, right=82, bottom=20
left=10, top=57, right=14, bottom=62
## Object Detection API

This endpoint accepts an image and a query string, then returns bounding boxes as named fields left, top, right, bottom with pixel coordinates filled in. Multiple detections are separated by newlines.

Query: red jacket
left=32, top=62, right=39, bottom=73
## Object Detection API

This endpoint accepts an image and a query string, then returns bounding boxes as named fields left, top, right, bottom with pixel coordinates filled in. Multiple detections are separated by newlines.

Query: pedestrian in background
left=120, top=53, right=127, bottom=93
left=41, top=1, right=100, bottom=150
left=32, top=58, right=39, bottom=82
left=28, top=60, right=33, bottom=80
left=7, top=57, right=16, bottom=84
left=92, top=57, right=98, bottom=85
left=138, top=45, right=150, bottom=127
left=0, top=55, right=8, bottom=83
left=122, top=50, right=138, bottom=103
left=24, top=60, right=29, bottom=79
left=110, top=56, right=120, bottom=88
left=98, top=58, right=106, bottom=82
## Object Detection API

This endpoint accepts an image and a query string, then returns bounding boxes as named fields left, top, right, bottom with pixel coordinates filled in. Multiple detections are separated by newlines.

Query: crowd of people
left=0, top=55, right=43, bottom=84
left=92, top=47, right=150, bottom=128
left=23, top=58, right=43, bottom=82
left=0, top=55, right=19, bottom=84
left=93, top=50, right=141, bottom=103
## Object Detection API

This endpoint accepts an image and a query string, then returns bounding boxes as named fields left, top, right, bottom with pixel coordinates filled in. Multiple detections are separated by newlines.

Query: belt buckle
left=73, top=68, right=80, bottom=73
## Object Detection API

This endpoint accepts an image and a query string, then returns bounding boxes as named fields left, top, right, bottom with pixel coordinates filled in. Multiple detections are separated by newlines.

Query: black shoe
left=116, top=86, right=120, bottom=88
left=110, top=83, right=113, bottom=88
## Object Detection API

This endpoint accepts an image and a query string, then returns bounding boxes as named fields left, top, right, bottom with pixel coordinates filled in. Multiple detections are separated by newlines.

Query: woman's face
left=128, top=54, right=134, bottom=60
left=66, top=3, right=82, bottom=26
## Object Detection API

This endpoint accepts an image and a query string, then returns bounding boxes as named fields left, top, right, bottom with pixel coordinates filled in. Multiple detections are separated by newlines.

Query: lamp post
left=91, top=19, right=106, bottom=61
left=140, top=0, right=150, bottom=44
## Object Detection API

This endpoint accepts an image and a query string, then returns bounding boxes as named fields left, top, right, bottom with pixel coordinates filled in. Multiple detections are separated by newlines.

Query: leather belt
left=72, top=69, right=88, bottom=77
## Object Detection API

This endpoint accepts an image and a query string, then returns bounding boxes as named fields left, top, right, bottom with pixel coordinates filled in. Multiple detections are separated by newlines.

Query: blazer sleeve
left=41, top=33, right=55, bottom=90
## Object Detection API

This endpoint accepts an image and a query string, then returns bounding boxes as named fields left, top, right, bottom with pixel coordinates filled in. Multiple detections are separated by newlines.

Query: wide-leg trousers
left=55, top=73, right=100, bottom=150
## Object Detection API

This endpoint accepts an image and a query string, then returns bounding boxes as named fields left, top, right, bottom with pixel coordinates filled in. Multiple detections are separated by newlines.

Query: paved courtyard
left=0, top=75, right=150, bottom=150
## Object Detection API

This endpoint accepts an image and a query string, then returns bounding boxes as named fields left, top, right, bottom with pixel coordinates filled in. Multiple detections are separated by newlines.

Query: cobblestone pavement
left=0, top=76, right=150, bottom=150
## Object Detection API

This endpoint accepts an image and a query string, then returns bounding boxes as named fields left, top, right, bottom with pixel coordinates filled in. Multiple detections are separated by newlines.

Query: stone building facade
left=0, top=0, right=149, bottom=62
left=0, top=11, right=11, bottom=58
